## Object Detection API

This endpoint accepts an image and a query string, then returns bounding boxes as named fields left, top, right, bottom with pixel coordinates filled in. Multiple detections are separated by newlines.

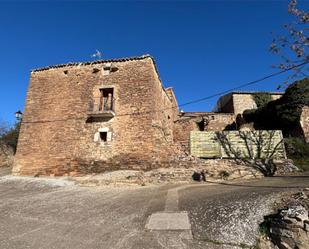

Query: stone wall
left=173, top=113, right=235, bottom=153
left=74, top=159, right=264, bottom=186
left=259, top=191, right=309, bottom=249
left=13, top=56, right=178, bottom=176
left=300, top=106, right=309, bottom=142
left=233, top=93, right=283, bottom=115
left=214, top=92, right=283, bottom=115
left=190, top=130, right=286, bottom=159
left=232, top=94, right=257, bottom=115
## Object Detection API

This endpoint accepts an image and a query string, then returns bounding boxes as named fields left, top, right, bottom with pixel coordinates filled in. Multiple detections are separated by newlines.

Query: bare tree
left=0, top=121, right=10, bottom=156
left=270, top=0, right=309, bottom=88
left=215, top=131, right=284, bottom=176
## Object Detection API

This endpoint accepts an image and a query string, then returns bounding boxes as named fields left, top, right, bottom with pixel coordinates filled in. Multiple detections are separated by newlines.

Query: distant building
left=213, top=91, right=283, bottom=115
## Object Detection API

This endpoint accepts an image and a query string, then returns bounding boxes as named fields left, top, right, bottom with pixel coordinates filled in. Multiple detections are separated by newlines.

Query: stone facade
left=13, top=55, right=179, bottom=176
left=214, top=92, right=283, bottom=115
left=190, top=130, right=286, bottom=159
left=300, top=106, right=309, bottom=142
left=173, top=112, right=236, bottom=153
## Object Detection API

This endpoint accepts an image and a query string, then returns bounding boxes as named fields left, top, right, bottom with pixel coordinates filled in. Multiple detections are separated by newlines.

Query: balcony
left=87, top=97, right=115, bottom=118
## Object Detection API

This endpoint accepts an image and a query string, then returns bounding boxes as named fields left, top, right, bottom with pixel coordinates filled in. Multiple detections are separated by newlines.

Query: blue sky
left=1, top=0, right=308, bottom=125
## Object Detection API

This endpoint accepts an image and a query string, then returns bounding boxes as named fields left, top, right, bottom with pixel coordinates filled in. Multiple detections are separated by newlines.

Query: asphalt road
left=0, top=172, right=308, bottom=249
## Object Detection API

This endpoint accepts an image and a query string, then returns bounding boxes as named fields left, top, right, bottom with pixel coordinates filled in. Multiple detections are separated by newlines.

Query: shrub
left=243, top=109, right=257, bottom=123
left=0, top=122, right=20, bottom=153
left=253, top=92, right=272, bottom=108
left=242, top=78, right=309, bottom=136
left=284, top=137, right=309, bottom=171
left=218, top=170, right=230, bottom=180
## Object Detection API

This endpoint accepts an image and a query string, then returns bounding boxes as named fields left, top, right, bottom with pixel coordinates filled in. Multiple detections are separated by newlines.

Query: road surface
left=0, top=171, right=308, bottom=249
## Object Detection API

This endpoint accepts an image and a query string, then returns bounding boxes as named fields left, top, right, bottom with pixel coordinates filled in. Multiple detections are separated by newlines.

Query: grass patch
left=290, top=157, right=309, bottom=171
left=285, top=137, right=309, bottom=171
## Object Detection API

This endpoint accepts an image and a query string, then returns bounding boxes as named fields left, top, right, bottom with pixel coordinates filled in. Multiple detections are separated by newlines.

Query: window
left=197, top=118, right=205, bottom=131
left=100, top=132, right=107, bottom=142
left=99, top=88, right=114, bottom=111
left=103, top=63, right=111, bottom=75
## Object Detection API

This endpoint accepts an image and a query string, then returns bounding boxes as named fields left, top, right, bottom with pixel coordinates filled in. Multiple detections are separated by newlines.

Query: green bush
left=243, top=78, right=309, bottom=136
left=243, top=109, right=257, bottom=122
left=218, top=170, right=230, bottom=180
left=253, top=92, right=272, bottom=108
left=284, top=137, right=309, bottom=171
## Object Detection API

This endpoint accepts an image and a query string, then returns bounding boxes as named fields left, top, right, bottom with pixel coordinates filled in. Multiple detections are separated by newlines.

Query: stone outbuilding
left=213, top=91, right=283, bottom=115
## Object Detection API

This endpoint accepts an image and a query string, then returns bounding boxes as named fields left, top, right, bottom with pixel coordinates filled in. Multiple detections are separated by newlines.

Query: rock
left=281, top=205, right=308, bottom=222
left=259, top=192, right=309, bottom=249
left=280, top=241, right=293, bottom=249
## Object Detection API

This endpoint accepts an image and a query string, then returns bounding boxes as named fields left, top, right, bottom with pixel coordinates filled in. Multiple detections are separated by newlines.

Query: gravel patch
left=0, top=175, right=75, bottom=187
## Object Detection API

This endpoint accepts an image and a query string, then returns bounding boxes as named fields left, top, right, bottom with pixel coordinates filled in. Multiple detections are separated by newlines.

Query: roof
left=175, top=111, right=235, bottom=122
left=230, top=91, right=284, bottom=95
left=180, top=112, right=234, bottom=117
left=31, top=54, right=153, bottom=72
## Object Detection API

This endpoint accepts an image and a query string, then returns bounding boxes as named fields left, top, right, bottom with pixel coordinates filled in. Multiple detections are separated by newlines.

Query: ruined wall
left=300, top=106, right=309, bottom=142
left=233, top=93, right=283, bottom=115
left=13, top=56, right=178, bottom=176
left=232, top=94, right=257, bottom=115
left=213, top=93, right=234, bottom=113
left=190, top=130, right=286, bottom=159
left=206, top=113, right=236, bottom=131
left=173, top=113, right=236, bottom=154
left=214, top=93, right=283, bottom=115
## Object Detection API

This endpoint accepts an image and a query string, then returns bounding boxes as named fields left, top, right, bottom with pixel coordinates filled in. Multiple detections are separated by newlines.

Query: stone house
left=13, top=55, right=181, bottom=176
left=213, top=91, right=283, bottom=115
left=12, top=55, right=289, bottom=176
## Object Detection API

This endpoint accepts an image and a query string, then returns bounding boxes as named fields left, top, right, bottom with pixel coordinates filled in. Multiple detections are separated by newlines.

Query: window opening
left=99, top=88, right=114, bottom=111
left=100, top=132, right=107, bottom=142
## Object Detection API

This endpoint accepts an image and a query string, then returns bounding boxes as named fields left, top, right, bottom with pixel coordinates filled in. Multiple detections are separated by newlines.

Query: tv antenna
left=91, top=49, right=102, bottom=59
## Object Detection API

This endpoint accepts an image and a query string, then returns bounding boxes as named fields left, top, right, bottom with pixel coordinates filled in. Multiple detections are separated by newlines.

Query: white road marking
left=145, top=212, right=191, bottom=231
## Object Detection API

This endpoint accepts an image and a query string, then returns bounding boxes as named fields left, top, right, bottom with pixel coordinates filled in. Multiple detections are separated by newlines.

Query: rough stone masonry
left=13, top=55, right=183, bottom=176
left=12, top=54, right=293, bottom=177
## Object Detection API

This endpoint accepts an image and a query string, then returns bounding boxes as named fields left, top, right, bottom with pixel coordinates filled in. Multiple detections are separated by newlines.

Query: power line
left=22, top=60, right=309, bottom=124
left=178, top=60, right=309, bottom=108
left=116, top=60, right=309, bottom=117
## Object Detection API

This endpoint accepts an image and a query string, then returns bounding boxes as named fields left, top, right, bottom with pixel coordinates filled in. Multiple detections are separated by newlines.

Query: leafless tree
left=270, top=0, right=309, bottom=88
left=0, top=121, right=10, bottom=156
left=215, top=131, right=284, bottom=176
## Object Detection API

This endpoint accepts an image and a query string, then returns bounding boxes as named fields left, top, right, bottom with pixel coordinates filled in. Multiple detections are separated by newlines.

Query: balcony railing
left=87, top=97, right=115, bottom=118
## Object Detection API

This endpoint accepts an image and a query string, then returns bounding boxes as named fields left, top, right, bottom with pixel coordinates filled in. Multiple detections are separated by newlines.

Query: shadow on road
left=273, top=175, right=309, bottom=178
left=204, top=177, right=309, bottom=189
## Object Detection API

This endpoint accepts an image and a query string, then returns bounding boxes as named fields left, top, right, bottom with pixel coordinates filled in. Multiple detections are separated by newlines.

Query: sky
left=0, top=0, right=308, bottom=125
